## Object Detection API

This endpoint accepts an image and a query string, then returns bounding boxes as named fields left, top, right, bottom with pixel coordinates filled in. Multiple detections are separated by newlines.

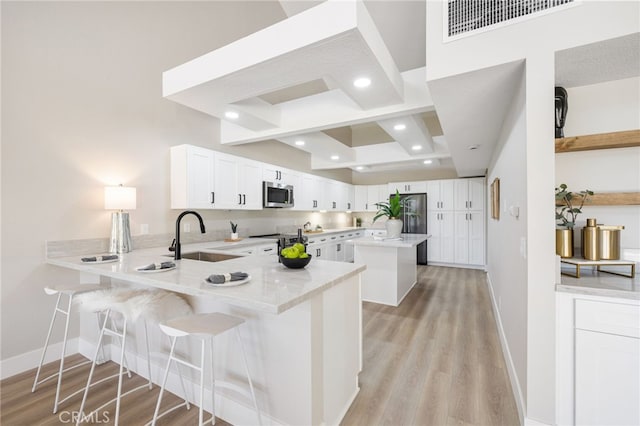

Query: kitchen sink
left=179, top=252, right=241, bottom=262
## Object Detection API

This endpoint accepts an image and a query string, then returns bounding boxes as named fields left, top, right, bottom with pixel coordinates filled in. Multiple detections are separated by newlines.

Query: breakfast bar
left=47, top=243, right=366, bottom=426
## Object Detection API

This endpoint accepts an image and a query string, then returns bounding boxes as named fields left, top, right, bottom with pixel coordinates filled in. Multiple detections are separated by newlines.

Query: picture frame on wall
left=491, top=178, right=500, bottom=220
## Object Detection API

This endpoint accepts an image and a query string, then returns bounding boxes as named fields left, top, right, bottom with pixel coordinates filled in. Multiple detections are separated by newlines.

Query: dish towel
left=139, top=261, right=176, bottom=271
left=206, top=272, right=248, bottom=284
left=81, top=255, right=119, bottom=262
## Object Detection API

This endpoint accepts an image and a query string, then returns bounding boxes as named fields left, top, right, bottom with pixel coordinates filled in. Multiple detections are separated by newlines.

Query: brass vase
left=556, top=228, right=574, bottom=258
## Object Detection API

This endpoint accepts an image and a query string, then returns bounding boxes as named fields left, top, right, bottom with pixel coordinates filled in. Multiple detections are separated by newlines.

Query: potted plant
left=373, top=190, right=410, bottom=239
left=230, top=221, right=239, bottom=240
left=555, top=184, right=593, bottom=258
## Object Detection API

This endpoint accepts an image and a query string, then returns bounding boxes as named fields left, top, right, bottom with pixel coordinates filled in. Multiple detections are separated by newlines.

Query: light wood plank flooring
left=1, top=265, right=519, bottom=425
left=341, top=265, right=520, bottom=426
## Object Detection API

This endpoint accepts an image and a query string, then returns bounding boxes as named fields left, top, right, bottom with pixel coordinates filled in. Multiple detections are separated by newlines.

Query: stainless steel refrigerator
left=394, top=192, right=428, bottom=264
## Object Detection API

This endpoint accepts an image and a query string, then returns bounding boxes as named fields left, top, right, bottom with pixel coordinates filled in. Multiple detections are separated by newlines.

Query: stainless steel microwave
left=263, top=181, right=294, bottom=208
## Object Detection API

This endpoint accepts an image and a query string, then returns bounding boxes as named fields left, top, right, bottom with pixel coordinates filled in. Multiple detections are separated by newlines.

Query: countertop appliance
left=395, top=192, right=428, bottom=265
left=263, top=181, right=294, bottom=208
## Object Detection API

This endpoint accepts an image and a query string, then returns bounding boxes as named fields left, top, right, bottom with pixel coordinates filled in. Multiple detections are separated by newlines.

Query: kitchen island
left=47, top=242, right=365, bottom=426
left=351, top=233, right=430, bottom=306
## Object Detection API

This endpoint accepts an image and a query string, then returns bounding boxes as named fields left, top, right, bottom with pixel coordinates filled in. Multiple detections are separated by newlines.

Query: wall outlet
left=184, top=223, right=191, bottom=233
left=140, top=224, right=149, bottom=235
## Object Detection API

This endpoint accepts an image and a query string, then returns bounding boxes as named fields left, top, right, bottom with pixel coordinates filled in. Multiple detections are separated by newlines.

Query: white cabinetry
left=366, top=185, right=388, bottom=212
left=427, top=211, right=454, bottom=263
left=263, top=165, right=299, bottom=187
left=354, top=186, right=368, bottom=212
left=557, top=294, right=640, bottom=426
left=171, top=145, right=215, bottom=209
left=388, top=181, right=427, bottom=194
left=297, top=173, right=324, bottom=211
left=454, top=178, right=485, bottom=211
left=426, top=180, right=454, bottom=211
left=454, top=211, right=484, bottom=265
left=213, top=153, right=263, bottom=210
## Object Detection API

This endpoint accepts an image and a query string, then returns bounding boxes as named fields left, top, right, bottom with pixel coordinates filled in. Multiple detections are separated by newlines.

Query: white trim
left=485, top=273, right=526, bottom=426
left=428, top=261, right=486, bottom=271
left=525, top=417, right=553, bottom=426
left=0, top=338, right=79, bottom=380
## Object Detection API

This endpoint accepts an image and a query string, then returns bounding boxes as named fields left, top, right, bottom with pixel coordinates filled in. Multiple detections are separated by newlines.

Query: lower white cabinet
left=307, top=231, right=362, bottom=262
left=454, top=211, right=484, bottom=265
left=557, top=294, right=640, bottom=426
left=427, top=211, right=454, bottom=263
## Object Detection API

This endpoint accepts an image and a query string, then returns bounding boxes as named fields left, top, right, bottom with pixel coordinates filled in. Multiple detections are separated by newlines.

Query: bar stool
left=151, top=313, right=261, bottom=426
left=32, top=284, right=106, bottom=414
left=75, top=288, right=192, bottom=426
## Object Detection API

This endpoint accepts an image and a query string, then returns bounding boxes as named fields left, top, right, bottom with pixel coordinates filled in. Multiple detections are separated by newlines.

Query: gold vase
left=556, top=228, right=574, bottom=258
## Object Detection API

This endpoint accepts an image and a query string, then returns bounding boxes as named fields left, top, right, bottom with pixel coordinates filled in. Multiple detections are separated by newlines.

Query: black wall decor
left=555, top=86, right=568, bottom=138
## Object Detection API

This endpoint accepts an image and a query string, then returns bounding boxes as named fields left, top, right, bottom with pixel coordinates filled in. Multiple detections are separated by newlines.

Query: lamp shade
left=104, top=186, right=136, bottom=210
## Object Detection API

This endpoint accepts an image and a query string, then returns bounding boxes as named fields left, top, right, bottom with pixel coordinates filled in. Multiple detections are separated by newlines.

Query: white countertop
left=47, top=242, right=366, bottom=314
left=557, top=263, right=639, bottom=300
left=350, top=233, right=430, bottom=248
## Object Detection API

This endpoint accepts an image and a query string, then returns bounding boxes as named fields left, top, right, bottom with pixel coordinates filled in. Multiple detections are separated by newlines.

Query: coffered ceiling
left=162, top=0, right=450, bottom=175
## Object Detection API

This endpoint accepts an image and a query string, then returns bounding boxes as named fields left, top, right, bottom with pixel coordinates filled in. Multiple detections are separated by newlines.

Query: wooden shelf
left=556, top=192, right=640, bottom=206
left=555, top=129, right=640, bottom=153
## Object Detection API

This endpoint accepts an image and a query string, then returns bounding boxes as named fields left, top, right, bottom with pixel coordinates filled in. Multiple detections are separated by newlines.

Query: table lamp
left=105, top=185, right=136, bottom=253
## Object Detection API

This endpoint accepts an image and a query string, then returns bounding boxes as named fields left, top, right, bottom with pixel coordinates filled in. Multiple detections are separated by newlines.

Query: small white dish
left=82, top=257, right=119, bottom=264
left=203, top=275, right=251, bottom=287
left=136, top=265, right=176, bottom=273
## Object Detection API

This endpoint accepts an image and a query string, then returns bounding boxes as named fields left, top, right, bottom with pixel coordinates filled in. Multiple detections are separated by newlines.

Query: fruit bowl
left=280, top=254, right=312, bottom=269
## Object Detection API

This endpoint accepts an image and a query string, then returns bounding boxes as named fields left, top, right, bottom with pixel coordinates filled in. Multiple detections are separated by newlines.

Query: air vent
left=447, top=0, right=575, bottom=40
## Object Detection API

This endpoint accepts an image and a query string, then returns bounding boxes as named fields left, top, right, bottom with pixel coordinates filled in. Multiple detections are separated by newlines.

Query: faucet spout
left=175, top=210, right=206, bottom=260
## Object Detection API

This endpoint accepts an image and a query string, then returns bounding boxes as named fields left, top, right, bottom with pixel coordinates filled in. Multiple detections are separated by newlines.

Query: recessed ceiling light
left=353, top=77, right=371, bottom=88
left=295, top=140, right=305, bottom=146
left=224, top=111, right=239, bottom=119
left=423, top=160, right=433, bottom=165
left=393, top=124, right=406, bottom=131
left=331, top=155, right=340, bottom=160
left=356, top=166, right=364, bottom=170
left=468, top=144, right=480, bottom=150
left=412, top=145, right=422, bottom=151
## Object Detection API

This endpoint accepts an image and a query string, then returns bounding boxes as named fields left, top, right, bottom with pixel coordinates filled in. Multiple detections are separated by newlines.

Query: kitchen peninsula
left=47, top=241, right=365, bottom=426
left=352, top=233, right=430, bottom=306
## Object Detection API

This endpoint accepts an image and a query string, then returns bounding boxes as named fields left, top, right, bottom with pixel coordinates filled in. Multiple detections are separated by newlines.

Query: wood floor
left=1, top=265, right=519, bottom=426
left=342, top=266, right=520, bottom=426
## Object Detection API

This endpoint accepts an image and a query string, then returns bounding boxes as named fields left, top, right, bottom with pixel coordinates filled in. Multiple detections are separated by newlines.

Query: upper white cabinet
left=263, top=164, right=301, bottom=190
left=354, top=185, right=368, bottom=212
left=426, top=180, right=455, bottom=211
left=171, top=145, right=263, bottom=210
left=171, top=145, right=215, bottom=209
left=345, top=184, right=355, bottom=211
left=388, top=181, right=427, bottom=195
left=367, top=185, right=388, bottom=212
left=454, top=178, right=485, bottom=211
left=297, top=173, right=324, bottom=211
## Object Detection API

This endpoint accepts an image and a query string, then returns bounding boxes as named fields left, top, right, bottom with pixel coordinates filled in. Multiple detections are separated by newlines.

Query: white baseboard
left=1, top=338, right=79, bottom=380
left=525, top=417, right=552, bottom=426
left=485, top=274, right=526, bottom=426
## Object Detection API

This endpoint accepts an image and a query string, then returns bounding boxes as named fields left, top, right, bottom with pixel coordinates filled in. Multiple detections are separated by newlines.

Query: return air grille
left=447, top=0, right=575, bottom=38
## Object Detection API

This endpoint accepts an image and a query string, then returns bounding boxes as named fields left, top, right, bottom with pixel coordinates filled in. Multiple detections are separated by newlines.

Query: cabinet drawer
left=575, top=299, right=640, bottom=338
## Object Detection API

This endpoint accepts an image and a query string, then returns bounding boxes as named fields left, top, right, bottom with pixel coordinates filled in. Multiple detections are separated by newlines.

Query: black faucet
left=175, top=210, right=206, bottom=260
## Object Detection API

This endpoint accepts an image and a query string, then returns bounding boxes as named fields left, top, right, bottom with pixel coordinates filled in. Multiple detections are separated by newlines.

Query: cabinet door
left=262, top=165, right=280, bottom=183
left=213, top=153, right=240, bottom=209
left=182, top=146, right=215, bottom=209
left=454, top=211, right=470, bottom=264
left=468, top=211, right=485, bottom=265
left=325, top=180, right=341, bottom=210
left=427, top=211, right=442, bottom=262
left=454, top=179, right=469, bottom=211
left=440, top=180, right=454, bottom=210
left=468, top=178, right=485, bottom=211
left=366, top=185, right=381, bottom=212
left=354, top=185, right=368, bottom=212
left=575, top=329, right=640, bottom=426
left=426, top=181, right=441, bottom=211
left=440, top=211, right=455, bottom=263
left=298, top=174, right=318, bottom=211
left=238, top=159, right=263, bottom=210
left=345, top=184, right=355, bottom=211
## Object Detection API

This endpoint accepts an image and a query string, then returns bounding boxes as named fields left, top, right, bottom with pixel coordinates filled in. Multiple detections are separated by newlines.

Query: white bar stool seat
left=151, top=313, right=261, bottom=426
left=32, top=283, right=106, bottom=414
left=75, top=288, right=192, bottom=426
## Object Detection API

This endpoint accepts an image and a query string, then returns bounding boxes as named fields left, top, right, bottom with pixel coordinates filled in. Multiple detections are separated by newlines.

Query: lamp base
left=110, top=211, right=132, bottom=253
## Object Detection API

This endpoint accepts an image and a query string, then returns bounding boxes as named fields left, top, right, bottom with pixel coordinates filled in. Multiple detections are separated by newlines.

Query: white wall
left=556, top=77, right=640, bottom=254
left=486, top=70, right=529, bottom=422
left=0, top=1, right=351, bottom=362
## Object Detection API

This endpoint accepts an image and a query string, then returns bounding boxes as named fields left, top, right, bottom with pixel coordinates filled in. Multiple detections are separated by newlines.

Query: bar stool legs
left=32, top=285, right=104, bottom=414
left=151, top=313, right=261, bottom=426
